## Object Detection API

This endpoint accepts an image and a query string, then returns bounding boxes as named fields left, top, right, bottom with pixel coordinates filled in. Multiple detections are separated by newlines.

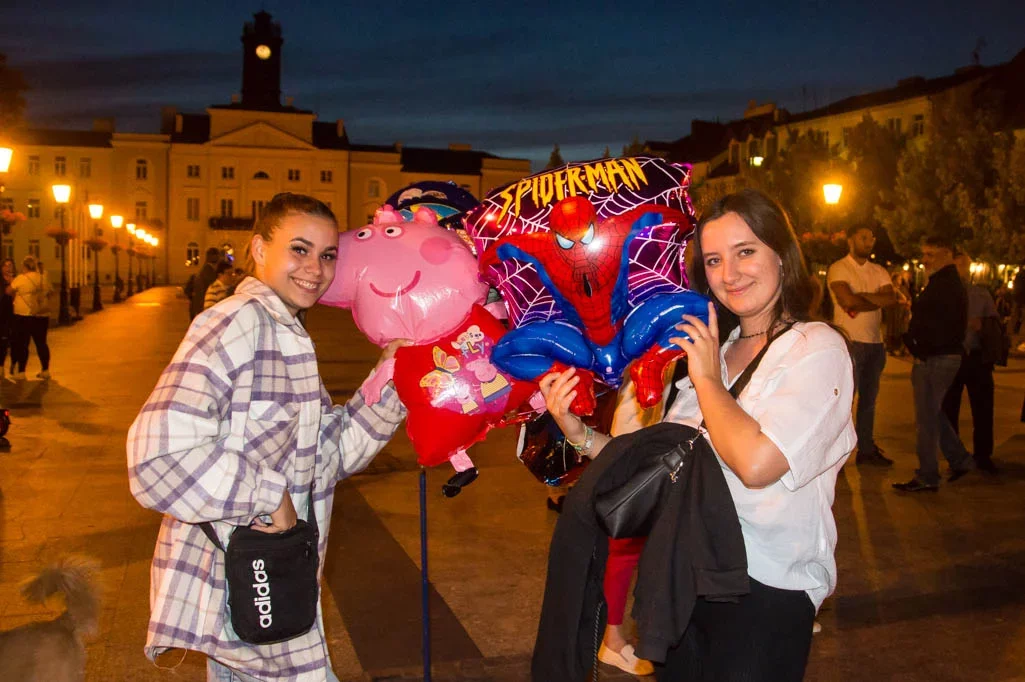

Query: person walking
left=128, top=193, right=410, bottom=681
left=537, top=189, right=855, bottom=681
left=189, top=246, right=224, bottom=320
left=31, top=261, right=53, bottom=379
left=0, top=258, right=15, bottom=379
left=894, top=236, right=974, bottom=493
left=827, top=224, right=897, bottom=466
left=202, top=261, right=237, bottom=311
left=942, top=252, right=999, bottom=474
left=6, top=256, right=51, bottom=380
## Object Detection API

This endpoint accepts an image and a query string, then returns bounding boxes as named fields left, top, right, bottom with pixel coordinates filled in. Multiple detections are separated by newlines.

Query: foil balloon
left=384, top=180, right=481, bottom=252
left=465, top=157, right=710, bottom=410
left=319, top=205, right=538, bottom=496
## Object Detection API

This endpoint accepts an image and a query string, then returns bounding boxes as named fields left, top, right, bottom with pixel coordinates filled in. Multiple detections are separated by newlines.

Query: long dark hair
left=690, top=188, right=816, bottom=338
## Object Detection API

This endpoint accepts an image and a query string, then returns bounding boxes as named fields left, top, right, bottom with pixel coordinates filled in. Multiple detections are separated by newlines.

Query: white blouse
left=663, top=321, right=856, bottom=610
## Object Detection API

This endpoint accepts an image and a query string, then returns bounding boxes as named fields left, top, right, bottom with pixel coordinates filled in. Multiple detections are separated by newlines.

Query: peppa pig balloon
left=320, top=206, right=539, bottom=496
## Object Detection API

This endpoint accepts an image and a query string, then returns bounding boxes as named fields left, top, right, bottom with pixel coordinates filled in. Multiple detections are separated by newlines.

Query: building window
left=135, top=201, right=148, bottom=219
left=28, top=239, right=40, bottom=258
left=79, top=157, right=91, bottom=178
left=842, top=127, right=852, bottom=147
left=187, top=164, right=201, bottom=178
left=887, top=117, right=902, bottom=135
left=822, top=130, right=829, bottom=148
left=28, top=155, right=39, bottom=175
left=320, top=170, right=333, bottom=183
left=288, top=168, right=301, bottom=182
left=253, top=170, right=270, bottom=179
left=136, top=159, right=148, bottom=180
left=221, top=166, right=235, bottom=180
left=911, top=114, right=925, bottom=138
left=220, top=198, right=234, bottom=217
left=54, top=156, right=67, bottom=176
left=187, top=197, right=200, bottom=221
left=367, top=179, right=381, bottom=198
left=748, top=139, right=761, bottom=159
left=27, top=199, right=40, bottom=218
left=186, top=242, right=200, bottom=266
left=252, top=200, right=266, bottom=218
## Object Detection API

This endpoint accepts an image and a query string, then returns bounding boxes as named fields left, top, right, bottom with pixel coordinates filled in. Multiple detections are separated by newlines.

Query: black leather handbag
left=201, top=482, right=320, bottom=645
left=595, top=323, right=792, bottom=538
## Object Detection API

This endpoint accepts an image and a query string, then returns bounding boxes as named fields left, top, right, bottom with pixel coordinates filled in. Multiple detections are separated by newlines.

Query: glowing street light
left=751, top=156, right=764, bottom=167
left=823, top=183, right=843, bottom=205
left=51, top=184, right=72, bottom=325
left=0, top=146, right=13, bottom=174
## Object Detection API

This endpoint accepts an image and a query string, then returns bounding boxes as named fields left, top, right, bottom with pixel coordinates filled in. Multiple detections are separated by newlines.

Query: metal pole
left=112, top=234, right=121, bottom=303
left=127, top=239, right=134, bottom=296
left=91, top=221, right=102, bottom=312
left=419, top=469, right=432, bottom=682
left=58, top=208, right=71, bottom=326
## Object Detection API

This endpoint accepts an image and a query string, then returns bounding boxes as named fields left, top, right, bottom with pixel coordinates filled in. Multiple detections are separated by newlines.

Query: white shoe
left=37, top=371, right=51, bottom=380
left=598, top=643, right=655, bottom=676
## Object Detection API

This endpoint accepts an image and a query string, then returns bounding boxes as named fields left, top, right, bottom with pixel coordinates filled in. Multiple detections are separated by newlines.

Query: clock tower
left=240, top=10, right=283, bottom=109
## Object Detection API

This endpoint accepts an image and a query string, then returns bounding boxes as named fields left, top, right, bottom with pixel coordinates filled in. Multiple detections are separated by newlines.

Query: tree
left=878, top=86, right=1003, bottom=257
left=622, top=135, right=646, bottom=157
left=545, top=144, right=565, bottom=170
left=0, top=53, right=29, bottom=131
left=980, top=136, right=1025, bottom=261
left=601, top=146, right=611, bottom=159
left=846, top=114, right=903, bottom=227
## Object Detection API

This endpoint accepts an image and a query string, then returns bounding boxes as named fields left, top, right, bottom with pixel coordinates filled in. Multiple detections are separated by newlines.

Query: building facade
left=1, top=11, right=530, bottom=286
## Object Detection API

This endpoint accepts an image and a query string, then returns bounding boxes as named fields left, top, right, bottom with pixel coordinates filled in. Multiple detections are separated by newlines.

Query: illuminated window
left=27, top=199, right=40, bottom=218
left=186, top=242, right=200, bottom=266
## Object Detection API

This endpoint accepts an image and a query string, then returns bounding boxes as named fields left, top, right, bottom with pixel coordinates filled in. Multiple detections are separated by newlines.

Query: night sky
left=5, top=0, right=1025, bottom=169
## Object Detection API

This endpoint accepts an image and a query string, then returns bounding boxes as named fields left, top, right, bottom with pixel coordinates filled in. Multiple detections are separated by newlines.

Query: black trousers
left=941, top=351, right=994, bottom=463
left=11, top=314, right=50, bottom=373
left=657, top=578, right=815, bottom=682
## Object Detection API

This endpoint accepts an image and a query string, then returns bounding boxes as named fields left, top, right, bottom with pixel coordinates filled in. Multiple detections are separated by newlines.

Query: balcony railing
left=209, top=216, right=255, bottom=230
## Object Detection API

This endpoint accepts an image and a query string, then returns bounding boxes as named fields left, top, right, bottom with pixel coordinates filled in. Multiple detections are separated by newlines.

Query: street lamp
left=149, top=236, right=159, bottom=288
left=88, top=203, right=104, bottom=312
left=823, top=183, right=843, bottom=205
left=52, top=184, right=72, bottom=326
left=0, top=146, right=12, bottom=174
left=126, top=222, right=136, bottom=296
left=110, top=215, right=123, bottom=302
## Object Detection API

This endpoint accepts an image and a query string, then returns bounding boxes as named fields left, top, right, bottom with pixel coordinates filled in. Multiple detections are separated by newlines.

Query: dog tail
left=21, top=556, right=101, bottom=637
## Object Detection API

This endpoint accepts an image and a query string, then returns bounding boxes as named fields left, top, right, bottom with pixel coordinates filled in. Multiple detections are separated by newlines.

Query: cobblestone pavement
left=0, top=286, right=1023, bottom=681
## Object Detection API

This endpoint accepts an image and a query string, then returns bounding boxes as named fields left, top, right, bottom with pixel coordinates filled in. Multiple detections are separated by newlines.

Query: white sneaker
left=37, top=371, right=51, bottom=380
left=598, top=643, right=655, bottom=676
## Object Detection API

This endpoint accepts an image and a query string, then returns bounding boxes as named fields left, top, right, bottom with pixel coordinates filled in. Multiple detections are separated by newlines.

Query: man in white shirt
left=827, top=225, right=897, bottom=466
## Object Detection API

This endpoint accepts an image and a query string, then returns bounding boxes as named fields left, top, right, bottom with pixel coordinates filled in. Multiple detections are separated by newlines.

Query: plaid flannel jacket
left=128, top=277, right=405, bottom=681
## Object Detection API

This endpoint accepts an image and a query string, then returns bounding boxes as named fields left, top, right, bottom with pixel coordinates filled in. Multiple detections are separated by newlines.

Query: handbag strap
left=698, top=321, right=794, bottom=429
left=200, top=466, right=317, bottom=552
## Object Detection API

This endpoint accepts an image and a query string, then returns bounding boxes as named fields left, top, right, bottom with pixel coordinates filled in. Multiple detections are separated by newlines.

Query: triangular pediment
left=209, top=121, right=315, bottom=150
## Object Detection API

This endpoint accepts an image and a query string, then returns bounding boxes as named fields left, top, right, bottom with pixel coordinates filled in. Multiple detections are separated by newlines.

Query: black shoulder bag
left=596, top=323, right=793, bottom=538
left=200, top=479, right=320, bottom=645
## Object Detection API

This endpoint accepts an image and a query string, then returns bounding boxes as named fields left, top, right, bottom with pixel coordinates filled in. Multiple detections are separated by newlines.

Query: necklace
left=738, top=329, right=768, bottom=339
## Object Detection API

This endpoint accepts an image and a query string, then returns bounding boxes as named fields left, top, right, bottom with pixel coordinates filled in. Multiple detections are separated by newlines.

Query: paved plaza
left=0, top=286, right=1023, bottom=681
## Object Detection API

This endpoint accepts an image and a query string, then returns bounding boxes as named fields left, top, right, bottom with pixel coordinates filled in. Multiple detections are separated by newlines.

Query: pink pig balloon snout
left=420, top=236, right=455, bottom=265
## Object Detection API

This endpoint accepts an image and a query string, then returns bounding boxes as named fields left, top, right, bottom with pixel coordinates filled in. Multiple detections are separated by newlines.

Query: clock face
left=256, top=44, right=272, bottom=60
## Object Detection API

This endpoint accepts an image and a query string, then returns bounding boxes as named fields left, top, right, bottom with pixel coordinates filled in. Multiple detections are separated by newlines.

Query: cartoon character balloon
left=465, top=157, right=710, bottom=411
left=319, top=206, right=539, bottom=496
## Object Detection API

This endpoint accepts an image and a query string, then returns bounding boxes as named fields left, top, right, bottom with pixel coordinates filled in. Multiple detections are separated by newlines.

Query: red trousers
left=603, top=536, right=646, bottom=625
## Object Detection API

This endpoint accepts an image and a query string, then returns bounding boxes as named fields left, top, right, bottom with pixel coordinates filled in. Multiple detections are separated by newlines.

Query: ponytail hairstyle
left=244, top=192, right=338, bottom=274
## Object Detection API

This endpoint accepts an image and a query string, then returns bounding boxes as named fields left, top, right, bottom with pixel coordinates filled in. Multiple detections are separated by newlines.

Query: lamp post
left=0, top=146, right=11, bottom=454
left=88, top=203, right=104, bottom=312
left=52, top=184, right=72, bottom=326
left=110, top=215, right=123, bottom=302
left=150, top=236, right=159, bottom=287
left=126, top=222, right=135, bottom=296
left=136, top=228, right=148, bottom=291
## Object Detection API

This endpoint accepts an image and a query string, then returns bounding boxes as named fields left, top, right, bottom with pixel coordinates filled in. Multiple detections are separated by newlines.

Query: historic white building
left=1, top=11, right=530, bottom=286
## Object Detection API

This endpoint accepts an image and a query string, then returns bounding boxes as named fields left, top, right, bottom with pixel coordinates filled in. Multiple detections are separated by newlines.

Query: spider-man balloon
left=466, top=157, right=709, bottom=410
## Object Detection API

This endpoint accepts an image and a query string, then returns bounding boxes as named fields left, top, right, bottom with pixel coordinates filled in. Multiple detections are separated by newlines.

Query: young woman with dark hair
left=540, top=188, right=856, bottom=681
